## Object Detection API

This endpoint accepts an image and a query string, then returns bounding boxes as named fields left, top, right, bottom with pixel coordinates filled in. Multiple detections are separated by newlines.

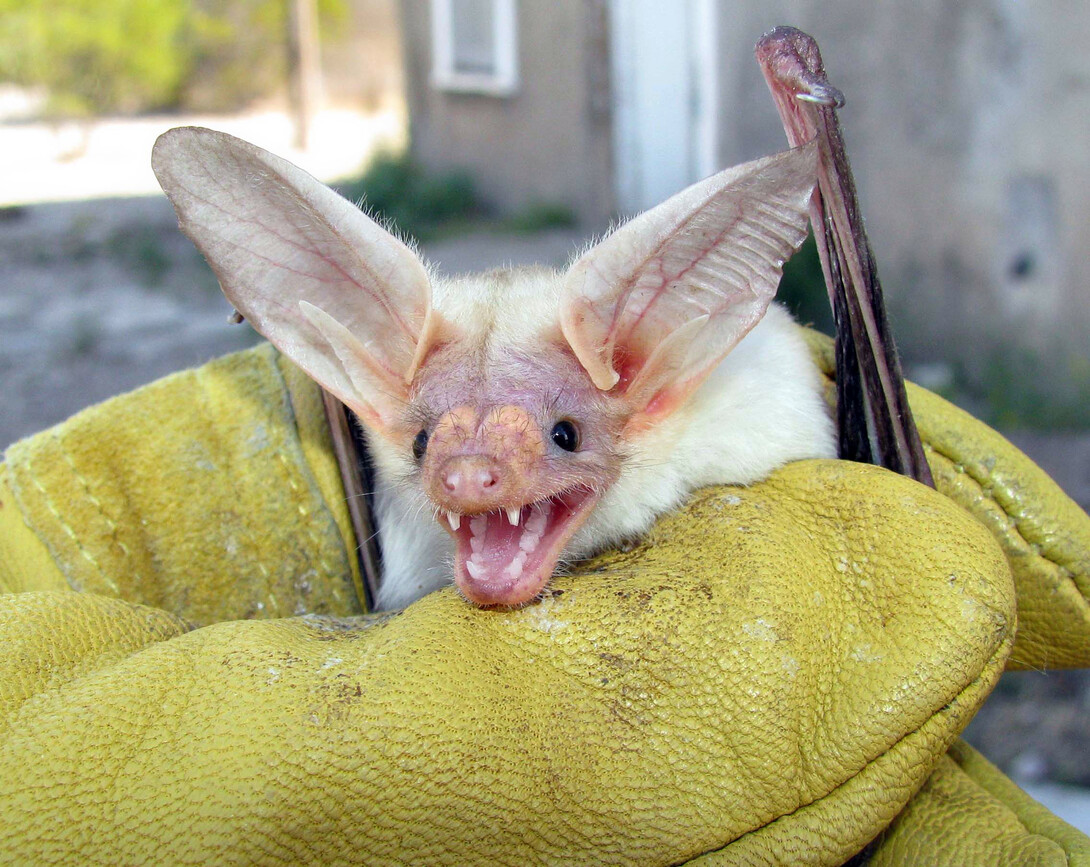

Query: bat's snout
left=423, top=403, right=545, bottom=515
left=437, top=456, right=504, bottom=511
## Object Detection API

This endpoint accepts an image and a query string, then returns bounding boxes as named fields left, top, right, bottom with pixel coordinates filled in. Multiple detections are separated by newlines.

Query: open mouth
left=440, top=488, right=600, bottom=607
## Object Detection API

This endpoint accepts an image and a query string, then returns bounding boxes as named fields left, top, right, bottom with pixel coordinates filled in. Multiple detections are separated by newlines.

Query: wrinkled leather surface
left=4, top=338, right=1090, bottom=863
left=868, top=740, right=1090, bottom=865
left=2, top=344, right=364, bottom=623
left=0, top=462, right=64, bottom=596
left=1, top=460, right=1013, bottom=865
left=804, top=330, right=1090, bottom=670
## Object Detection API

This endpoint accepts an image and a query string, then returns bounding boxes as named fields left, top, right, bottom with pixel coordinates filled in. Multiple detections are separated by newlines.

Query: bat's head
left=152, top=127, right=816, bottom=607
left=396, top=267, right=628, bottom=606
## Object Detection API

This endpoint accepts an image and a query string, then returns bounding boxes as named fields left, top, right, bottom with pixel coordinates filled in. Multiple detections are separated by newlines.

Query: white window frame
left=430, top=0, right=519, bottom=96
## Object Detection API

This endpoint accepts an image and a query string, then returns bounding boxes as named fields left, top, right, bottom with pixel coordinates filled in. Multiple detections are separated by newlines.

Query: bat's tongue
left=446, top=491, right=597, bottom=606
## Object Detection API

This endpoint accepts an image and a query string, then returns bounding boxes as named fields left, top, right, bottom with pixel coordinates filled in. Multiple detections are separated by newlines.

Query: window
left=431, top=0, right=519, bottom=96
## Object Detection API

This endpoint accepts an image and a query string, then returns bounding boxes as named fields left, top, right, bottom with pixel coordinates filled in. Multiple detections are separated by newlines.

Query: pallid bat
left=151, top=129, right=835, bottom=610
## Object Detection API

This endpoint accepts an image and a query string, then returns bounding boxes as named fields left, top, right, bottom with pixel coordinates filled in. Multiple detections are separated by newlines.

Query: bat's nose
left=435, top=456, right=508, bottom=512
left=442, top=461, right=497, bottom=497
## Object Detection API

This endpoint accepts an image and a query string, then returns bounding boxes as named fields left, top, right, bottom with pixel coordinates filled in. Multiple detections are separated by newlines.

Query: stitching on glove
left=23, top=441, right=121, bottom=594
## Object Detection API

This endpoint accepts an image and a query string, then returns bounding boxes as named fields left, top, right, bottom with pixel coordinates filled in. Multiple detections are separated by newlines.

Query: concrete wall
left=401, top=1, right=1090, bottom=390
left=398, top=0, right=614, bottom=226
left=711, top=1, right=1090, bottom=373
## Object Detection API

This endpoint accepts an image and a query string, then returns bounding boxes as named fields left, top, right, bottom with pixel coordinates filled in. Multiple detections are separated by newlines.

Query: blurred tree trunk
left=287, top=0, right=322, bottom=149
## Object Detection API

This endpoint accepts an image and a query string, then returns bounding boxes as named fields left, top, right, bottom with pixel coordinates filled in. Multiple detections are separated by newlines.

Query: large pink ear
left=152, top=126, right=440, bottom=431
left=561, top=142, right=817, bottom=421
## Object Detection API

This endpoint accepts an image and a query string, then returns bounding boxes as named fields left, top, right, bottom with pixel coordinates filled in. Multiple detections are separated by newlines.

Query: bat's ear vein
left=560, top=142, right=817, bottom=423
left=152, top=126, right=437, bottom=435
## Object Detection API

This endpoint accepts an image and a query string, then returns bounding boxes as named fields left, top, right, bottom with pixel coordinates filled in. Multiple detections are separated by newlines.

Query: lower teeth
left=504, top=551, right=528, bottom=579
left=463, top=502, right=553, bottom=584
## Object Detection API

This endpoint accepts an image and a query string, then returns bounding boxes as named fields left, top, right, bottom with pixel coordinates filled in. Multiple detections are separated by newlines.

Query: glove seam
left=261, top=358, right=338, bottom=586
left=16, top=437, right=123, bottom=595
left=267, top=349, right=361, bottom=609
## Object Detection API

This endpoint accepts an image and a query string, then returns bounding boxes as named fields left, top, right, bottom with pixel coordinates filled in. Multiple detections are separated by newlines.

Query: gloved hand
left=1, top=339, right=1087, bottom=865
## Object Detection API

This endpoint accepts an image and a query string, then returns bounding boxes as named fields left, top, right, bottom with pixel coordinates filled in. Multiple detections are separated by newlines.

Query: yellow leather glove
left=867, top=741, right=1090, bottom=865
left=1, top=340, right=1087, bottom=864
left=803, top=330, right=1090, bottom=671
left=1, top=345, right=364, bottom=623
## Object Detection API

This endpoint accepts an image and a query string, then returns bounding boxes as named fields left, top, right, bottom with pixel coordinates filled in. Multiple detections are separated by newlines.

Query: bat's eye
left=412, top=429, right=429, bottom=461
left=550, top=420, right=580, bottom=452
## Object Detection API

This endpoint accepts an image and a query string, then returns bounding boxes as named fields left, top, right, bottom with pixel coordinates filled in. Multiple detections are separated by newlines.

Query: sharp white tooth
left=504, top=551, right=527, bottom=579
left=506, top=506, right=521, bottom=526
left=447, top=511, right=461, bottom=531
left=466, top=560, right=486, bottom=581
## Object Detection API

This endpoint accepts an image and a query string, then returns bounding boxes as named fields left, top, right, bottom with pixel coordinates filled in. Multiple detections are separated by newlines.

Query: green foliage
left=339, top=152, right=583, bottom=242
left=183, top=0, right=348, bottom=112
left=0, top=0, right=347, bottom=117
left=105, top=225, right=172, bottom=286
left=502, top=201, right=577, bottom=234
left=955, top=344, right=1090, bottom=430
left=777, top=232, right=834, bottom=334
left=338, top=151, right=479, bottom=241
left=0, top=0, right=200, bottom=115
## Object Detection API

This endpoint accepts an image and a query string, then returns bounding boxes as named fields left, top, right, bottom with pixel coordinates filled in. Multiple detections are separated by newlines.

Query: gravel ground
left=2, top=115, right=1088, bottom=833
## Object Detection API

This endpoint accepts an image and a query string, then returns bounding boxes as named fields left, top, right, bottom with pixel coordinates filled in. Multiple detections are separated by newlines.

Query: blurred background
left=1, top=0, right=1088, bottom=832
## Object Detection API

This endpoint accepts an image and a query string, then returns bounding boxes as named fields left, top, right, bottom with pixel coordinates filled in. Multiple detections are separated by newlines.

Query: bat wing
left=756, top=27, right=933, bottom=485
left=560, top=143, right=816, bottom=420
left=152, top=127, right=437, bottom=430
